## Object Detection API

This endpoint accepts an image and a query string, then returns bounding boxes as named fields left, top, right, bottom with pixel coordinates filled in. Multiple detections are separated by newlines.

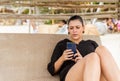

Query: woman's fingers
left=74, top=49, right=83, bottom=62
left=62, top=49, right=83, bottom=61
left=67, top=54, right=74, bottom=58
left=65, top=49, right=72, bottom=52
left=75, top=56, right=83, bottom=62
left=65, top=55, right=73, bottom=60
left=62, top=49, right=74, bottom=61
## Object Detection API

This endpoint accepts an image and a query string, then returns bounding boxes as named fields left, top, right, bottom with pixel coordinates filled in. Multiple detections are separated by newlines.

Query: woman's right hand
left=60, top=49, right=74, bottom=61
left=54, top=49, right=73, bottom=73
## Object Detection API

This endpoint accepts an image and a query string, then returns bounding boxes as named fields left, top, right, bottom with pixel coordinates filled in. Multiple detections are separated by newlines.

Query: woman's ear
left=68, top=32, right=70, bottom=34
left=67, top=27, right=70, bottom=34
left=82, top=31, right=85, bottom=33
left=82, top=26, right=85, bottom=33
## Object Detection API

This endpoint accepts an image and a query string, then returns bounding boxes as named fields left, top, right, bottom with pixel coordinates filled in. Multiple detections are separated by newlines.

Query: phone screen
left=67, top=42, right=77, bottom=54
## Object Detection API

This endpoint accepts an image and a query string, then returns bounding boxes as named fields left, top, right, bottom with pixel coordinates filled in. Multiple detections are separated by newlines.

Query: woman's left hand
left=74, top=50, right=83, bottom=62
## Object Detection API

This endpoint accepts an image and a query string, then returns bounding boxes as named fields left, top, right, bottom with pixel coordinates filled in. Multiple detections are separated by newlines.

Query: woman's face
left=68, top=19, right=84, bottom=40
left=108, top=18, right=112, bottom=22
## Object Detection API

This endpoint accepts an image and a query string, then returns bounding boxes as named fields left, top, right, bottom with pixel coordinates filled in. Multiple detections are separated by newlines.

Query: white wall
left=0, top=26, right=29, bottom=33
left=100, top=34, right=120, bottom=68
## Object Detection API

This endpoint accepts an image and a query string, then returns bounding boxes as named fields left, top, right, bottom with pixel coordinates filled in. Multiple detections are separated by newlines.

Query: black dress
left=47, top=38, right=98, bottom=81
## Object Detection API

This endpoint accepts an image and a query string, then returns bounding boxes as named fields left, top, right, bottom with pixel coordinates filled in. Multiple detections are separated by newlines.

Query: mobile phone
left=67, top=42, right=77, bottom=54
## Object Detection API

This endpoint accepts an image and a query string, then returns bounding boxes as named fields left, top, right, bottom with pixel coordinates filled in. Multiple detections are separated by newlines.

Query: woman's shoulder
left=82, top=39, right=98, bottom=45
left=84, top=39, right=97, bottom=43
left=84, top=39, right=98, bottom=48
left=54, top=38, right=70, bottom=49
left=57, top=38, right=70, bottom=45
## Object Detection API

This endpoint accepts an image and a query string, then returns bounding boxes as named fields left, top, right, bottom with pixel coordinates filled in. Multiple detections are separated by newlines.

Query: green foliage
left=22, top=9, right=29, bottom=14
left=39, top=7, right=50, bottom=14
left=44, top=20, right=52, bottom=24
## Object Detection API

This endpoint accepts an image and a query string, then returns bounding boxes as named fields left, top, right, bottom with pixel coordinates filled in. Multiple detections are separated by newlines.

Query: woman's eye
left=69, top=27, right=73, bottom=29
left=76, top=26, right=80, bottom=29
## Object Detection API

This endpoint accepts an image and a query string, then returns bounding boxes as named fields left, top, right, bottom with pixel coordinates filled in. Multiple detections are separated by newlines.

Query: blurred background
left=0, top=0, right=119, bottom=34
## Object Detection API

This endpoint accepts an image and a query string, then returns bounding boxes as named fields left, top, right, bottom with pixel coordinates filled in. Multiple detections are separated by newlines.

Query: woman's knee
left=95, top=45, right=107, bottom=53
left=85, top=52, right=100, bottom=63
left=75, top=53, right=100, bottom=67
left=95, top=45, right=111, bottom=57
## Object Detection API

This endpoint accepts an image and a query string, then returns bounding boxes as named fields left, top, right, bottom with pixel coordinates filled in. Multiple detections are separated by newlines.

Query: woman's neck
left=69, top=38, right=83, bottom=44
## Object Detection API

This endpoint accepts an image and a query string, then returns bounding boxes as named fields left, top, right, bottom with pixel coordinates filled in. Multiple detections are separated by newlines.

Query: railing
left=0, top=0, right=119, bottom=19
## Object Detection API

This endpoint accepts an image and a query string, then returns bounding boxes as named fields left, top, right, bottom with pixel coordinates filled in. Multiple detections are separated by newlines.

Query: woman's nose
left=73, top=28, right=77, bottom=32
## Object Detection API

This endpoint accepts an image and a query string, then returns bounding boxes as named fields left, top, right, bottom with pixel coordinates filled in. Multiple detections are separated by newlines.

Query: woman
left=47, top=15, right=120, bottom=81
left=106, top=18, right=115, bottom=32
left=56, top=20, right=68, bottom=34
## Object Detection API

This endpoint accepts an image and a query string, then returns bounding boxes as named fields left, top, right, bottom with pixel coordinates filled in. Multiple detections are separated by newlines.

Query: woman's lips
left=72, top=34, right=78, bottom=36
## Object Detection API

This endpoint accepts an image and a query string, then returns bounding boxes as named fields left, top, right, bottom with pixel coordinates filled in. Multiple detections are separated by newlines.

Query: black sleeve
left=47, top=42, right=63, bottom=76
left=90, top=40, right=99, bottom=49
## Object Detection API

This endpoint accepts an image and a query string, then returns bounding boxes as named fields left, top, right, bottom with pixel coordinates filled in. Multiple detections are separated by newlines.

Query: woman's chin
left=72, top=37, right=79, bottom=40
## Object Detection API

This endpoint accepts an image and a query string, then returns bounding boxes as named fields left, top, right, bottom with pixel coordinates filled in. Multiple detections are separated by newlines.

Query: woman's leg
left=95, top=46, right=120, bottom=81
left=100, top=73, right=107, bottom=81
left=65, top=53, right=101, bottom=81
left=83, top=53, right=101, bottom=81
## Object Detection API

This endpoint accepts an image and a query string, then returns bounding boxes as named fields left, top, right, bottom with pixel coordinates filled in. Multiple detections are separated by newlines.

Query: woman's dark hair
left=61, top=20, right=67, bottom=24
left=68, top=15, right=84, bottom=26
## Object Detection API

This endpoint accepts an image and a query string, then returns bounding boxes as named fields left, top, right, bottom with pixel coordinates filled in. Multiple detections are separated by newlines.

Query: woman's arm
left=54, top=49, right=74, bottom=73
left=54, top=56, right=64, bottom=73
left=47, top=42, right=74, bottom=75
